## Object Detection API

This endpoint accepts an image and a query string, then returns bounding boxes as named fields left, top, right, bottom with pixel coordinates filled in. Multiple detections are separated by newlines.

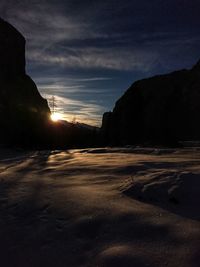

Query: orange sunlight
left=50, top=112, right=63, bottom=122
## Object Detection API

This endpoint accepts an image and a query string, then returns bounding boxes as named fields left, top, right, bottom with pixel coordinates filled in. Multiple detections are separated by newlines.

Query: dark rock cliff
left=0, top=18, right=50, bottom=146
left=0, top=18, right=100, bottom=148
left=101, top=61, right=200, bottom=146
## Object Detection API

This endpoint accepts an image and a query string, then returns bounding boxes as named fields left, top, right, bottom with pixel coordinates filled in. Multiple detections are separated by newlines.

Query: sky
left=1, top=0, right=200, bottom=126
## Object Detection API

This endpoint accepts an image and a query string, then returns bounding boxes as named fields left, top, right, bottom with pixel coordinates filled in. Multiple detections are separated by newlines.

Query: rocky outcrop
left=102, top=61, right=200, bottom=146
left=0, top=18, right=50, bottom=146
left=0, top=18, right=25, bottom=79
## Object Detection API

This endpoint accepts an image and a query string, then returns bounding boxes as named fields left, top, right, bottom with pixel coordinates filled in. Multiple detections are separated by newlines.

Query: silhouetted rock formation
left=102, top=61, right=200, bottom=146
left=0, top=18, right=101, bottom=148
left=0, top=18, right=50, bottom=146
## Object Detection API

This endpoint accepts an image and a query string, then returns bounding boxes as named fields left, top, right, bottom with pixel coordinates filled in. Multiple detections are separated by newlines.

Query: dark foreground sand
left=0, top=147, right=199, bottom=267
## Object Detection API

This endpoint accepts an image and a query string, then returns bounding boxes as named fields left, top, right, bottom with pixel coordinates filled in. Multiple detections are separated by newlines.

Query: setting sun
left=50, top=112, right=63, bottom=122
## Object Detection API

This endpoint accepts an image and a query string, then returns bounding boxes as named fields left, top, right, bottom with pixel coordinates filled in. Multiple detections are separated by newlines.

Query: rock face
left=102, top=61, right=200, bottom=145
left=0, top=18, right=50, bottom=145
left=0, top=18, right=25, bottom=79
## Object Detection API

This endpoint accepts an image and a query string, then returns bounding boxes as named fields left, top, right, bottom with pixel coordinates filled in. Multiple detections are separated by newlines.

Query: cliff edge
left=102, top=61, right=200, bottom=146
left=0, top=18, right=50, bottom=146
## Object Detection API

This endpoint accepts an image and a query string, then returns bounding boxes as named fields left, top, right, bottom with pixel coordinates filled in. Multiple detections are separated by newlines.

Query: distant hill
left=45, top=119, right=99, bottom=148
left=59, top=119, right=98, bottom=131
left=101, top=60, right=200, bottom=146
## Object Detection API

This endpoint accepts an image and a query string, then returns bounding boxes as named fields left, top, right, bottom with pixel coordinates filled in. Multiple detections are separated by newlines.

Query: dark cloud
left=0, top=0, right=200, bottom=125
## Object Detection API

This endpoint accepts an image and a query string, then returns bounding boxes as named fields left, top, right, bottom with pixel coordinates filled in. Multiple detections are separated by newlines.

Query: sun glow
left=50, top=112, right=63, bottom=122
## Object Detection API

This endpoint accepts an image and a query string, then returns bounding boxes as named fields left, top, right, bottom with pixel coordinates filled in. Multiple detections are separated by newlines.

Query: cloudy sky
left=1, top=0, right=200, bottom=125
